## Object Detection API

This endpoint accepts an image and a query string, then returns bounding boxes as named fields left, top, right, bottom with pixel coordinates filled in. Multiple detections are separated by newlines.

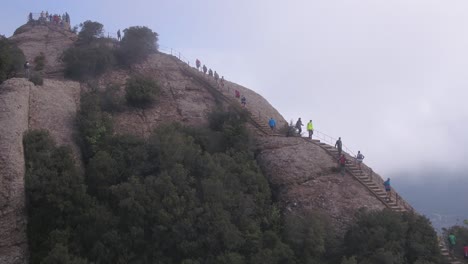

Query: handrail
left=314, top=130, right=356, bottom=157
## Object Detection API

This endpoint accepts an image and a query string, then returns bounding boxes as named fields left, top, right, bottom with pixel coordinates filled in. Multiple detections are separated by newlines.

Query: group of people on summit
left=29, top=11, right=70, bottom=28
left=195, top=58, right=246, bottom=107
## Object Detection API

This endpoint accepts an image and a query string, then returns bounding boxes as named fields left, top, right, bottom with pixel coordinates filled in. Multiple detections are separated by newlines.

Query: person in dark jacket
left=335, top=137, right=342, bottom=157
left=202, top=65, right=207, bottom=74
left=295, top=118, right=303, bottom=135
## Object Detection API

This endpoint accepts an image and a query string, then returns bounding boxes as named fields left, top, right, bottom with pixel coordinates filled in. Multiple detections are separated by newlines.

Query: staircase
left=309, top=139, right=410, bottom=212
left=439, top=240, right=463, bottom=264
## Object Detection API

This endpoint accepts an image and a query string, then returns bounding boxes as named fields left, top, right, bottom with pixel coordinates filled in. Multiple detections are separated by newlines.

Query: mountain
left=0, top=22, right=416, bottom=263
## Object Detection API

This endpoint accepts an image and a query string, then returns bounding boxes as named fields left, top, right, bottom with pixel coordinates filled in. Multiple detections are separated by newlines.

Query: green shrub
left=100, top=83, right=125, bottom=112
left=0, top=37, right=25, bottom=83
left=77, top=91, right=113, bottom=160
left=62, top=43, right=115, bottom=81
left=29, top=72, right=43, bottom=86
left=118, top=26, right=158, bottom=66
left=344, top=209, right=443, bottom=264
left=34, top=52, right=46, bottom=71
left=62, top=20, right=115, bottom=81
left=77, top=21, right=104, bottom=45
left=23, top=130, right=93, bottom=263
left=125, top=75, right=159, bottom=108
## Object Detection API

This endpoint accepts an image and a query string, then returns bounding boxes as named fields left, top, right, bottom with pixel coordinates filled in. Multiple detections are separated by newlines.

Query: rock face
left=97, top=53, right=287, bottom=138
left=256, top=137, right=386, bottom=233
left=10, top=23, right=77, bottom=75
left=0, top=79, right=31, bottom=264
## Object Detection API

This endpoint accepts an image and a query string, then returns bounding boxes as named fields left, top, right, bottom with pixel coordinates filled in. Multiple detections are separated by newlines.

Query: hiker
left=28, top=12, right=33, bottom=22
left=45, top=11, right=49, bottom=20
left=214, top=71, right=219, bottom=82
left=295, top=118, right=304, bottom=135
left=235, top=90, right=240, bottom=98
left=356, top=151, right=365, bottom=169
left=307, top=120, right=314, bottom=139
left=220, top=76, right=225, bottom=88
left=269, top=118, right=276, bottom=131
left=383, top=178, right=391, bottom=201
left=338, top=154, right=346, bottom=176
left=241, top=96, right=246, bottom=107
left=464, top=245, right=468, bottom=259
left=65, top=12, right=70, bottom=23
left=117, top=29, right=121, bottom=41
left=196, top=59, right=201, bottom=70
left=448, top=233, right=456, bottom=256
left=40, top=11, right=45, bottom=19
left=24, top=61, right=30, bottom=79
left=208, top=69, right=213, bottom=77
left=49, top=15, right=52, bottom=22
left=335, top=137, right=342, bottom=157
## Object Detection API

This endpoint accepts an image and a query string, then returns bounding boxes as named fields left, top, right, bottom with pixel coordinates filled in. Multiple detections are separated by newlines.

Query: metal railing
left=314, top=130, right=356, bottom=157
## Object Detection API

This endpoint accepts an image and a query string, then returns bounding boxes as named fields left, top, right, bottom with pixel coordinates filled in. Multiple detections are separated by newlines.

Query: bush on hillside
left=118, top=26, right=158, bottom=66
left=34, top=52, right=46, bottom=71
left=343, top=209, right=443, bottom=264
left=125, top=75, right=160, bottom=108
left=29, top=72, right=43, bottom=86
left=0, top=37, right=26, bottom=84
left=100, top=83, right=125, bottom=112
left=62, top=20, right=116, bottom=80
left=23, top=130, right=93, bottom=263
left=77, top=20, right=104, bottom=45
left=62, top=43, right=115, bottom=81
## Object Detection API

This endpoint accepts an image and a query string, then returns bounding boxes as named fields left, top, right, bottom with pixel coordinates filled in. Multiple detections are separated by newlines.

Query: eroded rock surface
left=256, top=136, right=386, bottom=233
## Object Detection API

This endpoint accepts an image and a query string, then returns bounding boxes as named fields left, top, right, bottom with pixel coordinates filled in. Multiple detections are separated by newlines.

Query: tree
left=78, top=21, right=104, bottom=45
left=118, top=26, right=158, bottom=66
left=0, top=37, right=25, bottom=83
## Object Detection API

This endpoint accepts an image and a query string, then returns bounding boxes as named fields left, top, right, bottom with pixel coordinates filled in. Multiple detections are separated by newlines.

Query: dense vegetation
left=62, top=21, right=158, bottom=81
left=24, top=91, right=444, bottom=263
left=125, top=75, right=160, bottom=108
left=0, top=36, right=25, bottom=84
left=343, top=209, right=444, bottom=264
left=446, top=225, right=468, bottom=260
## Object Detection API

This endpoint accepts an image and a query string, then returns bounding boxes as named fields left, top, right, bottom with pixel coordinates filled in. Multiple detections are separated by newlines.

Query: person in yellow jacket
left=307, top=120, right=314, bottom=139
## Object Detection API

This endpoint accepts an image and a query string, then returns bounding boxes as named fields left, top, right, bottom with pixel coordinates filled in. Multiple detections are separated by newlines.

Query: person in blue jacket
left=268, top=118, right=276, bottom=131
left=383, top=178, right=391, bottom=201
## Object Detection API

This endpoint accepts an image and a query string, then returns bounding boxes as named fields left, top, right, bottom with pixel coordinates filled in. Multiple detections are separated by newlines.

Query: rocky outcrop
left=10, top=23, right=77, bottom=75
left=256, top=136, right=386, bottom=233
left=0, top=79, right=31, bottom=264
left=28, top=79, right=81, bottom=162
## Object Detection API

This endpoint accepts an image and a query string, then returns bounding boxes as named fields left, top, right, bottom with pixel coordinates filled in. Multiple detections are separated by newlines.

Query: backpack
left=357, top=153, right=364, bottom=160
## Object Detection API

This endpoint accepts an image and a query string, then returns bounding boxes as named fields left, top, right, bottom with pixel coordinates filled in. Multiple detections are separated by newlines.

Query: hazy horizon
left=2, top=0, right=468, bottom=181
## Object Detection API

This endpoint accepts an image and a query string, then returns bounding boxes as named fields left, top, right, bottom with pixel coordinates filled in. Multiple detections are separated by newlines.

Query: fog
left=3, top=0, right=468, bottom=178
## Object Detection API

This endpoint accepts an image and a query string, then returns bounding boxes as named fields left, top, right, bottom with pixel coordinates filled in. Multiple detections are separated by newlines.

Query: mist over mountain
left=391, top=168, right=468, bottom=230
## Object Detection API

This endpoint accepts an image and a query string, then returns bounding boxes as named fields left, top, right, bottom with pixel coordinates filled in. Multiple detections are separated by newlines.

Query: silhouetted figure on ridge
left=208, top=69, right=213, bottom=77
left=117, top=29, right=121, bottom=41
left=241, top=95, right=246, bottom=107
left=196, top=59, right=201, bottom=70
left=214, top=71, right=219, bottom=82
left=202, top=65, right=207, bottom=74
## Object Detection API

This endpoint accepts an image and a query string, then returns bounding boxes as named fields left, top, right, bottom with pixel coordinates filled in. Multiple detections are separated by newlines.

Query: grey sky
left=2, top=0, right=468, bottom=178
